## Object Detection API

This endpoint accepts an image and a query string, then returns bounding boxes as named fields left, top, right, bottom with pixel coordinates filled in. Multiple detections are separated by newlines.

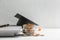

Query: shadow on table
left=0, top=34, right=44, bottom=38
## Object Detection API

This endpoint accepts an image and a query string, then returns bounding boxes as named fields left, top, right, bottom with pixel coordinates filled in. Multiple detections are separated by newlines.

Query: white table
left=0, top=28, right=47, bottom=40
left=0, top=35, right=47, bottom=40
left=0, top=28, right=60, bottom=40
left=47, top=28, right=60, bottom=40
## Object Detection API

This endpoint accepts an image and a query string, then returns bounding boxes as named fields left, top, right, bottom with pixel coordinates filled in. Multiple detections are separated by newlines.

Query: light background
left=0, top=0, right=60, bottom=28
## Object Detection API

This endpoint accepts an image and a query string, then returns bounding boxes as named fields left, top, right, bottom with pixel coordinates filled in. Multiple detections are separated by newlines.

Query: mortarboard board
left=15, top=13, right=38, bottom=27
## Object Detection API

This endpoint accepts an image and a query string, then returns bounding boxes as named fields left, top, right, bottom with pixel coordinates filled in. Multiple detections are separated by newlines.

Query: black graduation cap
left=15, top=13, right=38, bottom=28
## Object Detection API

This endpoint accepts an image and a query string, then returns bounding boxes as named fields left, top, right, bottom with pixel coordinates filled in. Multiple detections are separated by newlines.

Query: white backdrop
left=0, top=0, right=60, bottom=28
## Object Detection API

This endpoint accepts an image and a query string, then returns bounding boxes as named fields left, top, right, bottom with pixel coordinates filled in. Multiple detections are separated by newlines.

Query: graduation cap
left=15, top=13, right=38, bottom=28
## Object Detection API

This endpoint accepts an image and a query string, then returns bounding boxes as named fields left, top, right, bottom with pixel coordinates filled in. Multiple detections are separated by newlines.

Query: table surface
left=47, top=28, right=60, bottom=40
left=0, top=28, right=60, bottom=40
left=0, top=28, right=47, bottom=40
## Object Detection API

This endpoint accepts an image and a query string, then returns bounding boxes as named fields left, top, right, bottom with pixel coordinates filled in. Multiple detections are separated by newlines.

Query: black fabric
left=15, top=13, right=38, bottom=26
